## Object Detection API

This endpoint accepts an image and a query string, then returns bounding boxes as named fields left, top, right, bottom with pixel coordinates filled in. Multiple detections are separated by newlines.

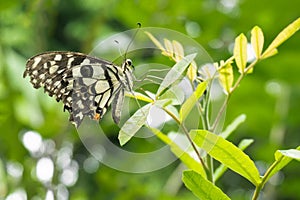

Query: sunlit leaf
left=262, top=17, right=300, bottom=59
left=261, top=48, right=278, bottom=59
left=218, top=60, right=234, bottom=94
left=126, top=91, right=154, bottom=103
left=251, top=26, right=264, bottom=59
left=182, top=170, right=230, bottom=200
left=119, top=104, right=151, bottom=146
left=164, top=39, right=173, bottom=57
left=214, top=139, right=254, bottom=182
left=263, top=146, right=300, bottom=183
left=172, top=40, right=184, bottom=61
left=234, top=33, right=248, bottom=74
left=190, top=130, right=261, bottom=186
left=278, top=149, right=300, bottom=160
left=179, top=81, right=207, bottom=122
left=144, top=31, right=165, bottom=52
left=219, top=114, right=246, bottom=139
left=150, top=128, right=206, bottom=177
left=156, top=53, right=197, bottom=96
left=187, top=61, right=197, bottom=82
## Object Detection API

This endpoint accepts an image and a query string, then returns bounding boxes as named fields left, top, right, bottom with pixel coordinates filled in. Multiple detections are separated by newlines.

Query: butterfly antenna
left=124, top=22, right=141, bottom=59
left=125, top=23, right=149, bottom=123
left=114, top=40, right=125, bottom=60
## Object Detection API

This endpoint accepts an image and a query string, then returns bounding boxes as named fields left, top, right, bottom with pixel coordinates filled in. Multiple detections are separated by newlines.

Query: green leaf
left=238, top=138, right=255, bottom=149
left=234, top=33, right=248, bottom=74
left=179, top=81, right=207, bottom=122
left=118, top=104, right=151, bottom=146
left=214, top=139, right=254, bottom=182
left=159, top=85, right=185, bottom=105
left=190, top=130, right=261, bottom=186
left=219, top=114, right=246, bottom=139
left=262, top=17, right=300, bottom=59
left=182, top=170, right=231, bottom=200
left=156, top=53, right=197, bottom=96
left=251, top=26, right=264, bottom=59
left=263, top=146, right=300, bottom=183
left=218, top=60, right=234, bottom=94
left=153, top=99, right=172, bottom=108
left=150, top=128, right=206, bottom=177
left=278, top=149, right=300, bottom=161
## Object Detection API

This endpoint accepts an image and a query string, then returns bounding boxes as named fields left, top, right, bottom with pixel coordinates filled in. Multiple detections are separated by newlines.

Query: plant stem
left=252, top=157, right=282, bottom=200
left=211, top=59, right=259, bottom=132
left=200, top=89, right=215, bottom=182
left=205, top=58, right=261, bottom=182
left=181, top=124, right=207, bottom=168
left=252, top=184, right=262, bottom=200
left=210, top=95, right=230, bottom=132
left=162, top=107, right=208, bottom=172
left=206, top=154, right=214, bottom=183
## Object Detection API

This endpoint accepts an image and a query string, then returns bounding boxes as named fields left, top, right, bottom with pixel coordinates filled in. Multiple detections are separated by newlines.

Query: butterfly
left=23, top=51, right=134, bottom=128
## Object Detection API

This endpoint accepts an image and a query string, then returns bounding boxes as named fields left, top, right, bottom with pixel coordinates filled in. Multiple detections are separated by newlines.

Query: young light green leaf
left=187, top=60, right=197, bottom=82
left=190, top=130, right=261, bottom=186
left=172, top=40, right=184, bottom=61
left=150, top=128, right=206, bottom=177
left=251, top=26, right=264, bottom=59
left=234, top=33, right=248, bottom=74
left=214, top=138, right=254, bottom=182
left=263, top=146, right=300, bottom=183
left=182, top=170, right=231, bottom=200
left=179, top=81, right=207, bottom=122
left=262, top=17, right=300, bottom=59
left=119, top=104, right=151, bottom=146
left=156, top=53, right=197, bottom=96
left=144, top=31, right=165, bottom=52
left=218, top=60, right=234, bottom=94
left=164, top=38, right=173, bottom=57
left=126, top=91, right=154, bottom=103
left=261, top=48, right=278, bottom=59
left=219, top=114, right=246, bottom=139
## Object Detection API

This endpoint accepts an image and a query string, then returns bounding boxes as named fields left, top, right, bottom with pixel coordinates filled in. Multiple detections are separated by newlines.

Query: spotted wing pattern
left=23, top=51, right=133, bottom=127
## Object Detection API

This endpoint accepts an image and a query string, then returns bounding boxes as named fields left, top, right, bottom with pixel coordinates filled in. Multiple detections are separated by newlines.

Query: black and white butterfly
left=23, top=51, right=134, bottom=128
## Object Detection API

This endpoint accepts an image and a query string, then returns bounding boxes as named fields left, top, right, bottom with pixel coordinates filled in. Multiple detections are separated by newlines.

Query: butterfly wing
left=111, top=87, right=125, bottom=124
left=24, top=51, right=124, bottom=127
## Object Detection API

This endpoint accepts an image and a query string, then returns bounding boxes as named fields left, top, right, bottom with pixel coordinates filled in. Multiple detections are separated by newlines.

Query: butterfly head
left=122, top=58, right=134, bottom=71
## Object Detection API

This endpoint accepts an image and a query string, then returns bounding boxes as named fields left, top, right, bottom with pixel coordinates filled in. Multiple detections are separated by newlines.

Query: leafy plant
left=119, top=17, right=300, bottom=199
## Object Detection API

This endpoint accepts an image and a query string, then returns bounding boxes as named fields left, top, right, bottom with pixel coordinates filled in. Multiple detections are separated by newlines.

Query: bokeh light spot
left=36, top=157, right=54, bottom=182
left=22, top=131, right=42, bottom=153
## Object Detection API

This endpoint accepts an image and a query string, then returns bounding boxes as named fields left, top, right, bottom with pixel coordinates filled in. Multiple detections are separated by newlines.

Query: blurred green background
left=0, top=0, right=300, bottom=199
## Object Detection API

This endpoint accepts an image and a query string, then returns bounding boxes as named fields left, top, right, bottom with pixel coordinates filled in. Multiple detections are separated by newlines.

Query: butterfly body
left=24, top=51, right=134, bottom=127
